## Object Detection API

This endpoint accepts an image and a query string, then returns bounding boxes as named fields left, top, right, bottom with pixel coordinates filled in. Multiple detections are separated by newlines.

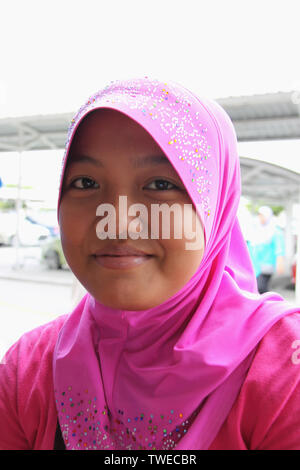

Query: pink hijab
left=53, top=78, right=298, bottom=450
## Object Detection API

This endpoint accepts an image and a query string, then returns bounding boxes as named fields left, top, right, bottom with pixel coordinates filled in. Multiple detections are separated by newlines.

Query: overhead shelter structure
left=0, top=91, right=299, bottom=300
left=218, top=90, right=300, bottom=141
left=218, top=91, right=300, bottom=303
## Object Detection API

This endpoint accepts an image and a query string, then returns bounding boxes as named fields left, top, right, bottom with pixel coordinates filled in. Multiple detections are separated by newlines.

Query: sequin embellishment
left=60, top=78, right=214, bottom=218
left=55, top=387, right=198, bottom=450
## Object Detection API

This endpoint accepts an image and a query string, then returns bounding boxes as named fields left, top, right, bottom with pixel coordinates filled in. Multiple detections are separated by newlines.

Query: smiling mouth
left=91, top=244, right=154, bottom=270
left=92, top=253, right=153, bottom=270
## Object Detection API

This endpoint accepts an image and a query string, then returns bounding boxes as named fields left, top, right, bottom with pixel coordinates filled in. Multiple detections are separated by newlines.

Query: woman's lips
left=92, top=245, right=154, bottom=270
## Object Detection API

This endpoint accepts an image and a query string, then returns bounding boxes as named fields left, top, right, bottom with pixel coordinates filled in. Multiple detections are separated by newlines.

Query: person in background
left=248, top=206, right=285, bottom=294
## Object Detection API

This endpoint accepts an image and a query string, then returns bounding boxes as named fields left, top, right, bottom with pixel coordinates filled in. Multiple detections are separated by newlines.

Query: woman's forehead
left=73, top=108, right=154, bottom=140
left=69, top=109, right=172, bottom=164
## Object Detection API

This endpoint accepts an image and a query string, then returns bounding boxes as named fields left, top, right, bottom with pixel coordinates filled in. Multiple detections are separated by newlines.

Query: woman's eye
left=70, top=177, right=99, bottom=190
left=145, top=179, right=178, bottom=191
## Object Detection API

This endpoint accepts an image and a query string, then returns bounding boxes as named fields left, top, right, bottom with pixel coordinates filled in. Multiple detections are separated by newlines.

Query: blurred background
left=0, top=0, right=299, bottom=357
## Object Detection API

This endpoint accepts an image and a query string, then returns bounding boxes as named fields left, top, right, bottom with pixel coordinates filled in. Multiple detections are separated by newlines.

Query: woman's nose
left=116, top=195, right=131, bottom=239
left=95, top=194, right=149, bottom=241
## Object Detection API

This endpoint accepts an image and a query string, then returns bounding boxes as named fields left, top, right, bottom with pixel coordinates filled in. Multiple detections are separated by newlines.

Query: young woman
left=1, top=78, right=300, bottom=450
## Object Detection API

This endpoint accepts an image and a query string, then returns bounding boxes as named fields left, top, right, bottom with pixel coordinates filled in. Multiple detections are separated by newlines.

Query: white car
left=0, top=212, right=50, bottom=246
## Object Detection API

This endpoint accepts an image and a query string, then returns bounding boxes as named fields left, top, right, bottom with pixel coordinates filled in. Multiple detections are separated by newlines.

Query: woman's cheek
left=166, top=205, right=205, bottom=253
left=161, top=207, right=205, bottom=278
left=59, top=199, right=91, bottom=248
left=182, top=207, right=205, bottom=253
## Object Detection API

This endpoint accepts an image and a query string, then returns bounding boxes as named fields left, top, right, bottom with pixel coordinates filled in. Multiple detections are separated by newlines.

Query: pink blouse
left=1, top=312, right=300, bottom=450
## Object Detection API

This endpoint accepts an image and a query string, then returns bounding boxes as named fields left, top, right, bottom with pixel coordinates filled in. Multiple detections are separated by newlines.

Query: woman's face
left=59, top=109, right=205, bottom=310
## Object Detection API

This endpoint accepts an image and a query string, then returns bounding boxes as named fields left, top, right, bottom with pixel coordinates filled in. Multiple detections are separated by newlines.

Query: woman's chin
left=96, top=299, right=151, bottom=311
left=93, top=291, right=160, bottom=311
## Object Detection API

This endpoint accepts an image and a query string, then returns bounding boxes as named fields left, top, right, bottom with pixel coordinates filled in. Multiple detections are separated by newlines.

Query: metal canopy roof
left=240, top=157, right=300, bottom=203
left=0, top=112, right=73, bottom=152
left=0, top=91, right=299, bottom=152
left=218, top=91, right=300, bottom=141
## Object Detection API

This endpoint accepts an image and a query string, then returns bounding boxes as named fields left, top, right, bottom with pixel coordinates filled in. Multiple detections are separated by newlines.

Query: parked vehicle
left=0, top=211, right=50, bottom=246
left=41, top=235, right=69, bottom=270
left=25, top=211, right=59, bottom=237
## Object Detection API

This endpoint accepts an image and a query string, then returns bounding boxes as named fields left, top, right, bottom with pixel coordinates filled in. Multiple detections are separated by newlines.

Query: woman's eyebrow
left=130, top=155, right=171, bottom=168
left=68, top=155, right=104, bottom=167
